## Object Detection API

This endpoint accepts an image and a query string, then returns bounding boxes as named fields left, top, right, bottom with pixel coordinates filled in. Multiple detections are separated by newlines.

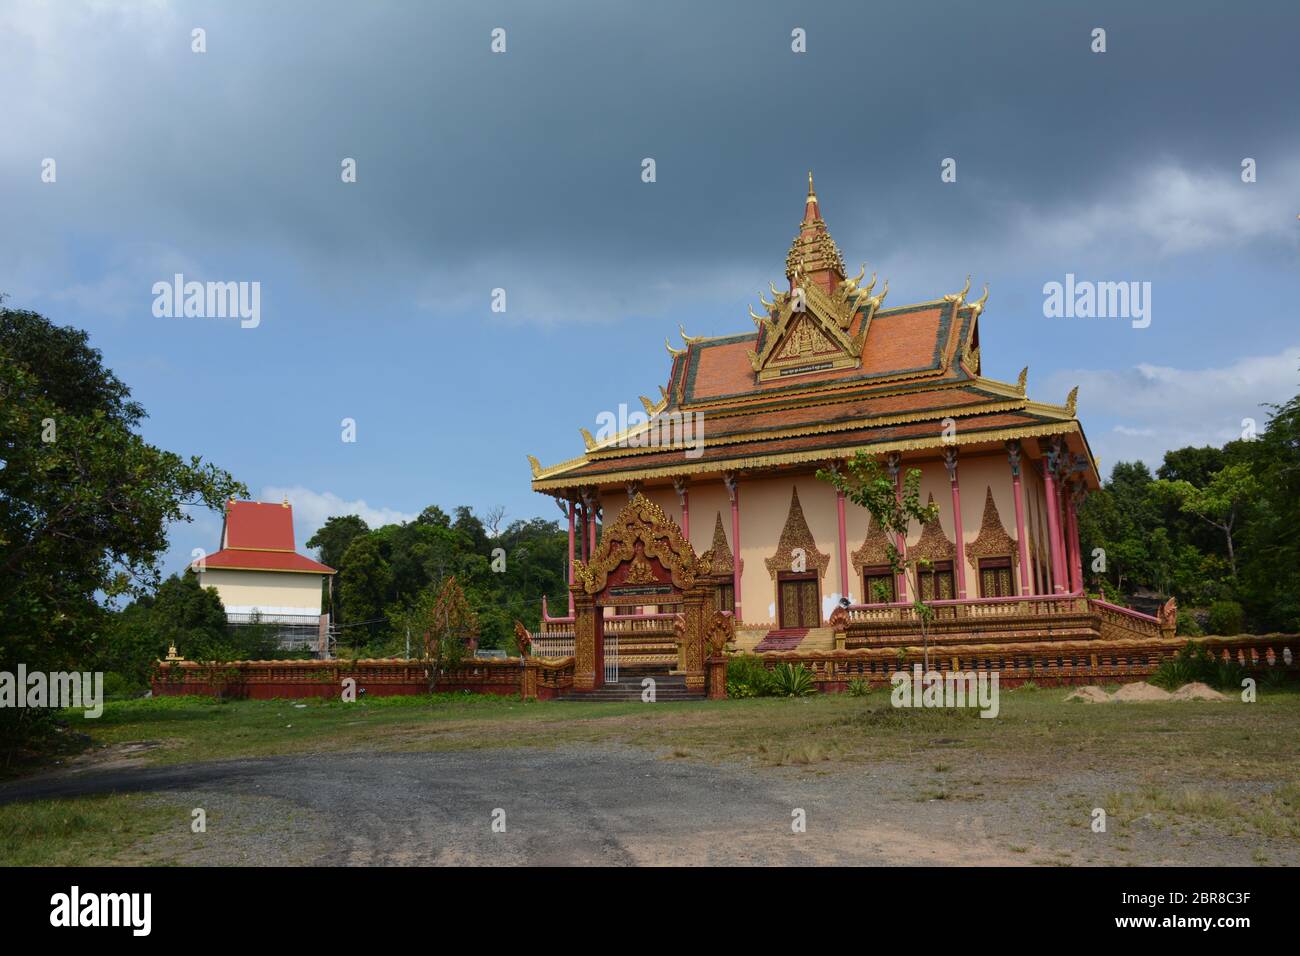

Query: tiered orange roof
left=530, top=174, right=1097, bottom=492
left=195, top=500, right=336, bottom=575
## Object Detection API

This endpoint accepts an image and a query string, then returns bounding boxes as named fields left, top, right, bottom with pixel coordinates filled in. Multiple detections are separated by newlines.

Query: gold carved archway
left=570, top=494, right=712, bottom=694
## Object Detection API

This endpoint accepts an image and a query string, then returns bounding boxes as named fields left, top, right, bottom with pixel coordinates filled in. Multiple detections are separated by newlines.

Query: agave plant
left=772, top=663, right=815, bottom=697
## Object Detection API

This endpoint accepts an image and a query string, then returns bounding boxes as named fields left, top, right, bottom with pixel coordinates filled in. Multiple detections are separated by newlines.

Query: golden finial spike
left=1066, top=386, right=1079, bottom=416
left=807, top=170, right=815, bottom=196
left=579, top=428, right=596, bottom=451
left=1017, top=366, right=1028, bottom=393
left=527, top=454, right=542, bottom=478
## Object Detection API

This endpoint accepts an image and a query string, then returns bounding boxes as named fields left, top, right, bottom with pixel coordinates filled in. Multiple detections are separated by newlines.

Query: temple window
left=715, top=584, right=734, bottom=616
left=978, top=557, right=1014, bottom=598
left=777, top=571, right=820, bottom=628
left=918, top=560, right=955, bottom=601
left=862, top=565, right=896, bottom=605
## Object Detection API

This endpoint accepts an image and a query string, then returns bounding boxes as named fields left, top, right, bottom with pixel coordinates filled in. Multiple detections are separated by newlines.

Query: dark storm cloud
left=3, top=0, right=1297, bottom=318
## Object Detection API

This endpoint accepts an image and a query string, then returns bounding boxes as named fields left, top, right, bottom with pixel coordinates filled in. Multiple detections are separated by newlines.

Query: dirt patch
left=1065, top=686, right=1111, bottom=704
left=1170, top=682, right=1227, bottom=702
left=1111, top=682, right=1173, bottom=702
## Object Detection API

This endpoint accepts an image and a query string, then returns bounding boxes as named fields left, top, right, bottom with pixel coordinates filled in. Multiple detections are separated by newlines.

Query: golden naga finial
left=868, top=277, right=889, bottom=310
left=527, top=454, right=542, bottom=478
left=944, top=274, right=972, bottom=304
left=679, top=324, right=704, bottom=345
left=746, top=348, right=762, bottom=372
left=1017, top=366, right=1028, bottom=393
left=969, top=283, right=990, bottom=318
left=658, top=384, right=669, bottom=403
left=847, top=263, right=866, bottom=288
left=665, top=337, right=685, bottom=358
left=639, top=395, right=658, bottom=416
left=579, top=427, right=597, bottom=451
left=1066, top=386, right=1079, bottom=416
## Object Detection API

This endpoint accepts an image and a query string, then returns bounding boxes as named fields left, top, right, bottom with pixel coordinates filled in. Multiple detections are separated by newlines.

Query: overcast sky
left=4, top=0, right=1298, bottom=571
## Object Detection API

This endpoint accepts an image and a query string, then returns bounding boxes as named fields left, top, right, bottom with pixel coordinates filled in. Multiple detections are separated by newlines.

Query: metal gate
left=604, top=633, right=619, bottom=684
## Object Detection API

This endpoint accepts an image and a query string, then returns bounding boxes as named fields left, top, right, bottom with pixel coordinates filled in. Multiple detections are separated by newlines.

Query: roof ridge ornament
left=785, top=171, right=846, bottom=285
left=944, top=274, right=972, bottom=305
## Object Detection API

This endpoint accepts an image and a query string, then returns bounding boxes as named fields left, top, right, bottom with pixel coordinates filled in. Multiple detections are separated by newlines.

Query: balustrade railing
left=844, top=593, right=1089, bottom=625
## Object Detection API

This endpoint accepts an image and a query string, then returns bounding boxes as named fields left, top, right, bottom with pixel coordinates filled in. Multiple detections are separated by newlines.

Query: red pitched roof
left=194, top=500, right=336, bottom=575
left=201, top=548, right=335, bottom=574
left=223, top=500, right=296, bottom=550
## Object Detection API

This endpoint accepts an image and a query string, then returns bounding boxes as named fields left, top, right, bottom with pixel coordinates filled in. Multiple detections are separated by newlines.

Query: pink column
left=1007, top=442, right=1031, bottom=596
left=674, top=478, right=690, bottom=541
left=566, top=499, right=576, bottom=614
left=944, top=449, right=967, bottom=599
left=578, top=504, right=588, bottom=563
left=725, top=474, right=741, bottom=621
left=1066, top=486, right=1083, bottom=593
left=836, top=488, right=849, bottom=599
left=1041, top=461, right=1066, bottom=593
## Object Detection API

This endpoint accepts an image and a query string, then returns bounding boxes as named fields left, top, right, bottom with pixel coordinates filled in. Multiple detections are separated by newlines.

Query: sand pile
left=1065, top=686, right=1112, bottom=703
left=1111, top=682, right=1173, bottom=702
left=1169, top=682, right=1227, bottom=701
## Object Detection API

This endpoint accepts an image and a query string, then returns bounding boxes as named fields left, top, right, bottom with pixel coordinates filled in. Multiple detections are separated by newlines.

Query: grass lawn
left=3, top=684, right=1297, bottom=865
left=34, top=682, right=1300, bottom=780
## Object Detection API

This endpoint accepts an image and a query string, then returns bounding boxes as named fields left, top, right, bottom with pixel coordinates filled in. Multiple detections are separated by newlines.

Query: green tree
left=1, top=304, right=242, bottom=752
left=1158, top=462, right=1258, bottom=578
left=819, top=455, right=941, bottom=668
left=306, top=514, right=370, bottom=571
left=336, top=534, right=392, bottom=646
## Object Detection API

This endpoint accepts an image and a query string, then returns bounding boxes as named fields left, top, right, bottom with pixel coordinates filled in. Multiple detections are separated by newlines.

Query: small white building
left=192, top=499, right=336, bottom=654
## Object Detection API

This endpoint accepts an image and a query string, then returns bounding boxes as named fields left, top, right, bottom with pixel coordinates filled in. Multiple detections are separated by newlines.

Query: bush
left=1151, top=640, right=1245, bottom=691
left=1176, top=610, right=1203, bottom=636
left=846, top=678, right=871, bottom=697
left=771, top=663, right=816, bottom=697
left=725, top=654, right=776, bottom=698
left=1206, top=600, right=1245, bottom=636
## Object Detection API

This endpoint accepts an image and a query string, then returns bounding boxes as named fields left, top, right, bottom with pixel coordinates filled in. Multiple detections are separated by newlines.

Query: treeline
left=308, top=506, right=570, bottom=655
left=1078, top=382, right=1300, bottom=634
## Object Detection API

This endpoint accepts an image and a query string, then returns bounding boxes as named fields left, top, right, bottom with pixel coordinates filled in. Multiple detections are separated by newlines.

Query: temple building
left=191, top=499, right=336, bottom=654
left=529, top=174, right=1109, bottom=666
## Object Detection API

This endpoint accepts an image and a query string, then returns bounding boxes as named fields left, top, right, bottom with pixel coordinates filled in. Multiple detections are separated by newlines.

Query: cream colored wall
left=594, top=452, right=1030, bottom=626
left=953, top=454, right=1018, bottom=597
left=196, top=568, right=324, bottom=615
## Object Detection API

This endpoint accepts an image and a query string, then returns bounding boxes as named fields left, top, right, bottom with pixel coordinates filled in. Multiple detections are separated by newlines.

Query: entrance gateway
left=570, top=494, right=732, bottom=694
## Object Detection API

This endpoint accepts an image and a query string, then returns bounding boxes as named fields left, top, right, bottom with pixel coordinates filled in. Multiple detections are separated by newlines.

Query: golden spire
left=786, top=171, right=844, bottom=287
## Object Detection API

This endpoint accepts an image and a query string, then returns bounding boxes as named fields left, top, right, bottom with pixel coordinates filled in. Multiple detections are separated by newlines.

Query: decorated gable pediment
left=574, top=493, right=700, bottom=594
left=968, top=487, right=1019, bottom=565
left=909, top=493, right=955, bottom=565
left=851, top=517, right=894, bottom=576
left=764, top=487, right=830, bottom=582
